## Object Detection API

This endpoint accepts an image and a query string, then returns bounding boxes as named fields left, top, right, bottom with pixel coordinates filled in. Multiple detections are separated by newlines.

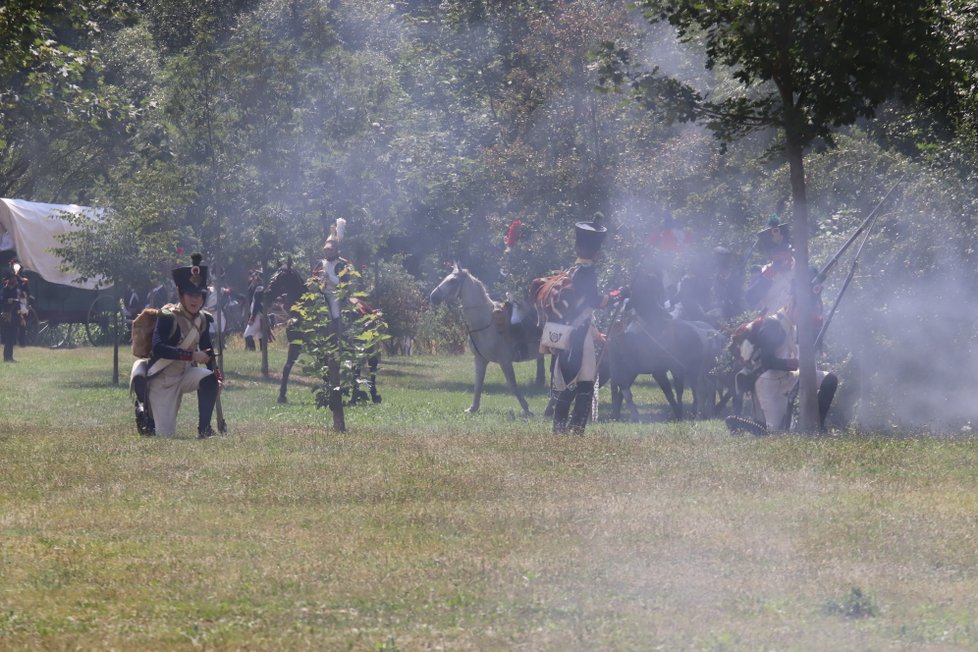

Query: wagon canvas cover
left=0, top=198, right=106, bottom=290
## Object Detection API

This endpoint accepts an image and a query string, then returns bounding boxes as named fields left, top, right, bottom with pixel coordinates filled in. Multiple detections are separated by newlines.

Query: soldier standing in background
left=1, top=269, right=21, bottom=362
left=550, top=216, right=627, bottom=435
left=318, top=218, right=350, bottom=322
left=745, top=215, right=795, bottom=316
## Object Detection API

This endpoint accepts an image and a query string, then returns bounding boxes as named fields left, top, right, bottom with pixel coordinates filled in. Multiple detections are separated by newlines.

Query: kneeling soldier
left=727, top=279, right=837, bottom=435
left=131, top=253, right=221, bottom=438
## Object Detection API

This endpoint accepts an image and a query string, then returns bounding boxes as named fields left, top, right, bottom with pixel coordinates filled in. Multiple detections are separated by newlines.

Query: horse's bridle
left=438, top=271, right=495, bottom=362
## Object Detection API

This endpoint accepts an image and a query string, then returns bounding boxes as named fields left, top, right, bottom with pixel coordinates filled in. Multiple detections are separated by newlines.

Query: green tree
left=0, top=0, right=136, bottom=199
left=292, top=268, right=388, bottom=431
left=603, top=0, right=962, bottom=431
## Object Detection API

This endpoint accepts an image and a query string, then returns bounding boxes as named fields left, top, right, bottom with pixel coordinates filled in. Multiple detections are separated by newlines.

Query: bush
left=414, top=304, right=468, bottom=355
left=371, top=259, right=425, bottom=344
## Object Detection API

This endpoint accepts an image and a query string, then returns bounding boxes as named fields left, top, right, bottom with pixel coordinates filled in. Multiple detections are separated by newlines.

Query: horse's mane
left=268, top=264, right=307, bottom=302
left=459, top=268, right=493, bottom=304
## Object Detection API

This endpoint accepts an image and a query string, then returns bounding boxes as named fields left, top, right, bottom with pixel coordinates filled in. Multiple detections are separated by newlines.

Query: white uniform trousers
left=754, top=368, right=827, bottom=431
left=131, top=359, right=213, bottom=437
left=552, top=322, right=597, bottom=392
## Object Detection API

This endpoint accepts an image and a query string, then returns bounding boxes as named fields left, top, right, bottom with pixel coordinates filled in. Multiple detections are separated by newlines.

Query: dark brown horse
left=608, top=270, right=722, bottom=421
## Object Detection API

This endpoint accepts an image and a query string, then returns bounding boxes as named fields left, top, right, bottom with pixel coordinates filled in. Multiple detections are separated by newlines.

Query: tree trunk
left=785, top=136, right=819, bottom=433
left=329, top=319, right=346, bottom=432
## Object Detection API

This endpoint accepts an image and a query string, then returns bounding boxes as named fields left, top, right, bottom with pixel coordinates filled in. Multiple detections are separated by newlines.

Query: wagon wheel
left=28, top=314, right=77, bottom=349
left=86, top=294, right=121, bottom=346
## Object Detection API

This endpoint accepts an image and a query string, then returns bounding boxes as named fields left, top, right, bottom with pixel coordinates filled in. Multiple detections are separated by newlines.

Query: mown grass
left=2, top=337, right=978, bottom=650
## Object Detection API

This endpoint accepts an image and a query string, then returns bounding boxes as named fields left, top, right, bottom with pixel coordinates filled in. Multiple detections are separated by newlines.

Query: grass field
left=3, top=338, right=978, bottom=650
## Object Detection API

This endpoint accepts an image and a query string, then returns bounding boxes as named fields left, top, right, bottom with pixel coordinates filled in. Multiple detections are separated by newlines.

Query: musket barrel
left=814, top=174, right=906, bottom=285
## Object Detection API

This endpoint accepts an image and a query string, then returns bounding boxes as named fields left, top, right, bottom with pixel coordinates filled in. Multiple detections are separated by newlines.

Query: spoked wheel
left=86, top=294, right=121, bottom=346
left=33, top=320, right=78, bottom=349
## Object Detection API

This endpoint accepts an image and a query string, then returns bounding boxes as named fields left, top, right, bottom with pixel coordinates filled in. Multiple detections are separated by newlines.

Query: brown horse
left=608, top=270, right=722, bottom=421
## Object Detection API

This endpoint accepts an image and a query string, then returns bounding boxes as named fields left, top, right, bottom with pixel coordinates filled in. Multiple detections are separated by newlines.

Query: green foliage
left=291, top=268, right=389, bottom=409
left=371, top=258, right=425, bottom=342
left=625, top=0, right=959, bottom=148
left=414, top=304, right=467, bottom=355
left=0, top=0, right=136, bottom=197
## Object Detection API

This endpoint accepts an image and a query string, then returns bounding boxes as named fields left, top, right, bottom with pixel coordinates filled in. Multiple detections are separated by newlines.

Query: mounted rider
left=549, top=214, right=627, bottom=435
left=745, top=215, right=795, bottom=316
left=316, top=217, right=351, bottom=321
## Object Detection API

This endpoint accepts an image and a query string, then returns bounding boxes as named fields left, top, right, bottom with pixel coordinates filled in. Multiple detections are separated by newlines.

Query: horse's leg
left=694, top=369, right=714, bottom=419
left=278, top=343, right=302, bottom=403
left=543, top=353, right=557, bottom=417
left=653, top=369, right=682, bottom=420
left=610, top=380, right=623, bottom=421
left=622, top=380, right=641, bottom=422
left=466, top=355, right=488, bottom=414
left=672, top=371, right=687, bottom=420
left=535, top=354, right=546, bottom=388
left=500, top=360, right=533, bottom=417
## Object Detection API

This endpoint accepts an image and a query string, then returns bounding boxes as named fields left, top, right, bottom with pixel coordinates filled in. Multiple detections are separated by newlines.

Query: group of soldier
left=126, top=207, right=838, bottom=439
left=542, top=213, right=837, bottom=437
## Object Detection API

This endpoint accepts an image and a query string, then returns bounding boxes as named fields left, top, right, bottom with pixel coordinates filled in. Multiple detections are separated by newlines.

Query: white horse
left=429, top=264, right=538, bottom=417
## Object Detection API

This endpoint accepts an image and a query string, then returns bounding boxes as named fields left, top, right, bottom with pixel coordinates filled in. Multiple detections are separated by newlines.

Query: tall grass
left=2, top=338, right=978, bottom=650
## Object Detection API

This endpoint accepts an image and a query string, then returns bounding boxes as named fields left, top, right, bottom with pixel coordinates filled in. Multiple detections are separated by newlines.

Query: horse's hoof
left=522, top=411, right=534, bottom=419
left=371, top=394, right=382, bottom=404
left=464, top=407, right=478, bottom=414
left=277, top=395, right=288, bottom=404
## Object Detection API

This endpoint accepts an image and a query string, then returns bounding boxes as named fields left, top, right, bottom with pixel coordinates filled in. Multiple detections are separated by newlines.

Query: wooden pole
left=112, top=294, right=119, bottom=385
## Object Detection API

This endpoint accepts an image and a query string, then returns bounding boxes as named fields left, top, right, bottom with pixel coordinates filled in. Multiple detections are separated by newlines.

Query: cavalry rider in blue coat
left=550, top=216, right=627, bottom=434
left=130, top=253, right=221, bottom=438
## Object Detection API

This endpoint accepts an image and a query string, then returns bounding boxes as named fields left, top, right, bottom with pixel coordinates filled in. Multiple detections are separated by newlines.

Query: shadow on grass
left=420, top=379, right=551, bottom=396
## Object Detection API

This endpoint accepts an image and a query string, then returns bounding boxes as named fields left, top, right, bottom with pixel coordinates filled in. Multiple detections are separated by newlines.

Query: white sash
left=147, top=311, right=205, bottom=377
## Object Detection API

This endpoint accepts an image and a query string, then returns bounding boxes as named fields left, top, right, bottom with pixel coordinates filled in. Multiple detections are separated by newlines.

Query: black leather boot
left=818, top=373, right=839, bottom=431
left=568, top=381, right=595, bottom=434
left=551, top=388, right=574, bottom=434
left=197, top=374, right=218, bottom=438
left=133, top=375, right=154, bottom=435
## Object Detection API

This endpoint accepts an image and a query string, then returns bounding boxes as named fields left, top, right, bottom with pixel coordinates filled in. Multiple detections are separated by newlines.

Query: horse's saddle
left=491, top=301, right=541, bottom=361
left=491, top=301, right=511, bottom=335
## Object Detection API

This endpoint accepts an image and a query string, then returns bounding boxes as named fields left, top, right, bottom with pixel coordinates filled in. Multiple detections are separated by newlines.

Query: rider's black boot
left=552, top=388, right=574, bottom=434
left=568, top=381, right=595, bottom=435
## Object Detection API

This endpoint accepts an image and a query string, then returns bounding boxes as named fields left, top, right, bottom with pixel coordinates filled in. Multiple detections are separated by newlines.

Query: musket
left=814, top=262, right=856, bottom=351
left=782, top=186, right=888, bottom=429
left=814, top=174, right=906, bottom=286
left=216, top=389, right=227, bottom=434
left=592, top=298, right=627, bottom=422
left=206, top=348, right=228, bottom=433
left=813, top=189, right=880, bottom=350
